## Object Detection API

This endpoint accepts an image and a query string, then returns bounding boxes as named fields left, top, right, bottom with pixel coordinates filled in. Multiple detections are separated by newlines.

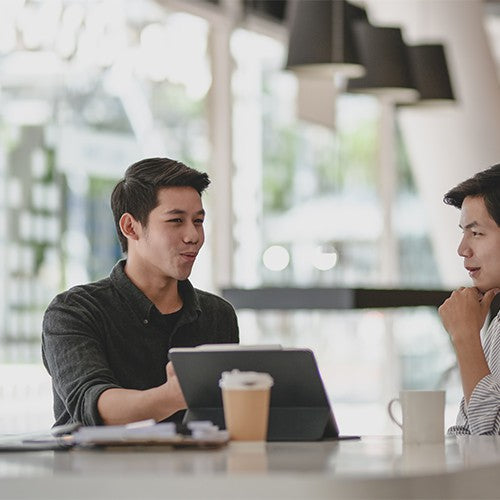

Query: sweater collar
left=109, top=259, right=201, bottom=323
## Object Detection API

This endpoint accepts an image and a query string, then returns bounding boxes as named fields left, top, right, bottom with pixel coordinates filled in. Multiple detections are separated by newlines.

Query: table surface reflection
left=2, top=435, right=500, bottom=499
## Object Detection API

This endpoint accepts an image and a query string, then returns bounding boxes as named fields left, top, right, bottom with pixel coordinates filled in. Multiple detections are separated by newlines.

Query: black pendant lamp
left=347, top=22, right=418, bottom=103
left=285, top=0, right=368, bottom=78
left=244, top=0, right=287, bottom=22
left=406, top=44, right=455, bottom=105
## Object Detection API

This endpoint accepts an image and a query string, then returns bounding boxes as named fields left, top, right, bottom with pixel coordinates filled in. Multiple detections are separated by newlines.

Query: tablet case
left=168, top=348, right=339, bottom=441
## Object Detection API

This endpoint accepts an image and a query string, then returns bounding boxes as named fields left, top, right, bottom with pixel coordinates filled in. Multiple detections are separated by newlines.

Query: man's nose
left=183, top=223, right=199, bottom=243
left=457, top=237, right=472, bottom=258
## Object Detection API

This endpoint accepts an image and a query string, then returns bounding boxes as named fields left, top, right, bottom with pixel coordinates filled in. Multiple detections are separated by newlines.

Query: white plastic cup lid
left=219, top=369, right=274, bottom=390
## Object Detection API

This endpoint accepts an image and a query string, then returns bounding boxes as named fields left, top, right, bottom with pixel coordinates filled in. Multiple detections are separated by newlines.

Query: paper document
left=72, top=419, right=229, bottom=446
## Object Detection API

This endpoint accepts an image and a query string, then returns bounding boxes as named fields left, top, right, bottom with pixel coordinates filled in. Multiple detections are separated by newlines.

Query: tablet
left=168, top=346, right=341, bottom=441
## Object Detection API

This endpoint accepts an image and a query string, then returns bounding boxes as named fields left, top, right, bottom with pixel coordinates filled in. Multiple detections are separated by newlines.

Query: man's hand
left=97, top=361, right=187, bottom=425
left=163, top=361, right=187, bottom=413
left=439, top=287, right=499, bottom=345
left=438, top=286, right=499, bottom=402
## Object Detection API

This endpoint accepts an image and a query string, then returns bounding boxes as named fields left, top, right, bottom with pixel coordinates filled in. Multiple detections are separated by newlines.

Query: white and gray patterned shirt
left=448, top=311, right=500, bottom=435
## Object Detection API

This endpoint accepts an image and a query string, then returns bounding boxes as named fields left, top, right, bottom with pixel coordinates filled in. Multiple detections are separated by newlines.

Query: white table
left=2, top=435, right=500, bottom=499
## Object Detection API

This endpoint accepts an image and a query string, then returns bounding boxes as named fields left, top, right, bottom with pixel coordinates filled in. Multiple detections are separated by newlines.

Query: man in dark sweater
left=42, top=158, right=239, bottom=426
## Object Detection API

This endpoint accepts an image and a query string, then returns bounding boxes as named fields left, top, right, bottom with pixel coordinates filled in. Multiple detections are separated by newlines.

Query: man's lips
left=466, top=266, right=480, bottom=278
left=180, top=252, right=198, bottom=262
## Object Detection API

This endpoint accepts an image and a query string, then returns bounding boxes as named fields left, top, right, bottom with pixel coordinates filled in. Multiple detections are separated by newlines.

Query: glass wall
left=231, top=27, right=441, bottom=289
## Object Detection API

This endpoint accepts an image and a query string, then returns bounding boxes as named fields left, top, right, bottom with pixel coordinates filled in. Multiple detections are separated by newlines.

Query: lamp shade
left=244, top=0, right=287, bottom=22
left=285, top=0, right=367, bottom=78
left=347, top=22, right=418, bottom=103
left=406, top=44, right=455, bottom=105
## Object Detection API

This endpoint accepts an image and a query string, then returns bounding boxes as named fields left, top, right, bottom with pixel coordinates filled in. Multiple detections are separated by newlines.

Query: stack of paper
left=72, top=419, right=229, bottom=447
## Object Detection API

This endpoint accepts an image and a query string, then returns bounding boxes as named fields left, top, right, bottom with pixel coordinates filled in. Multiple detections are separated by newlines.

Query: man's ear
left=119, top=213, right=141, bottom=243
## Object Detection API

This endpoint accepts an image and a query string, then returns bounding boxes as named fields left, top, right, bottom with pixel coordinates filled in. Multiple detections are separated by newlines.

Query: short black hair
left=111, top=157, right=210, bottom=252
left=443, top=163, right=500, bottom=226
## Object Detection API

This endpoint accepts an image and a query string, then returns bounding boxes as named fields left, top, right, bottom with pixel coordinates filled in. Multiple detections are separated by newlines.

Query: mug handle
left=388, top=398, right=403, bottom=429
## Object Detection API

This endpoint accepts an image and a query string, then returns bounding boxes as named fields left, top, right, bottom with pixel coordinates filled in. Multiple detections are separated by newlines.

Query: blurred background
left=1, top=0, right=499, bottom=435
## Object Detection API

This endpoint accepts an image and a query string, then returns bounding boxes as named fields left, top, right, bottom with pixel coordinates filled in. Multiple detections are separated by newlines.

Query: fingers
left=166, top=361, right=176, bottom=379
left=164, top=362, right=187, bottom=410
left=452, top=286, right=481, bottom=299
left=480, top=288, right=500, bottom=310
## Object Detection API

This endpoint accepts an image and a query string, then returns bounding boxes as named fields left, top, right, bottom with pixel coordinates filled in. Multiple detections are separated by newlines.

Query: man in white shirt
left=439, top=164, right=500, bottom=434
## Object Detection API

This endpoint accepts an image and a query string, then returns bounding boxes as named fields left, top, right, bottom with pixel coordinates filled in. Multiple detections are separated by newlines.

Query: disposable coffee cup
left=219, top=370, right=274, bottom=441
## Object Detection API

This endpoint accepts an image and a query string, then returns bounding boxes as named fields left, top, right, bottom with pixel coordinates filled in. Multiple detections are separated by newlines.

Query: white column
left=378, top=97, right=399, bottom=286
left=0, top=144, right=6, bottom=338
left=206, top=2, right=239, bottom=290
left=231, top=33, right=266, bottom=289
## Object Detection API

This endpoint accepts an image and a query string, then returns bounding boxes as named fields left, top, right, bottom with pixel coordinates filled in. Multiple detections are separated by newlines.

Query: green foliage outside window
left=262, top=116, right=379, bottom=213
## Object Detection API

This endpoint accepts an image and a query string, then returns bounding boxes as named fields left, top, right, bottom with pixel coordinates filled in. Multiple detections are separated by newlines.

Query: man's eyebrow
left=164, top=209, right=205, bottom=216
left=459, top=221, right=478, bottom=230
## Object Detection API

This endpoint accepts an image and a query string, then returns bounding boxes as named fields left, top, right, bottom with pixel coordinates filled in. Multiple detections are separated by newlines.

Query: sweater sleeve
left=42, top=291, right=121, bottom=426
left=465, top=374, right=500, bottom=435
left=447, top=397, right=470, bottom=435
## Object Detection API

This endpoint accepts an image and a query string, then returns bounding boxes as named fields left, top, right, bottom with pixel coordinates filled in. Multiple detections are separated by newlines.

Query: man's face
left=135, top=186, right=205, bottom=281
left=458, top=195, right=500, bottom=292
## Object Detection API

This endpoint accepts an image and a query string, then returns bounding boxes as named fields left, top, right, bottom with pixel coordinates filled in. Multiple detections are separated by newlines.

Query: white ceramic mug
left=388, top=390, right=445, bottom=444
